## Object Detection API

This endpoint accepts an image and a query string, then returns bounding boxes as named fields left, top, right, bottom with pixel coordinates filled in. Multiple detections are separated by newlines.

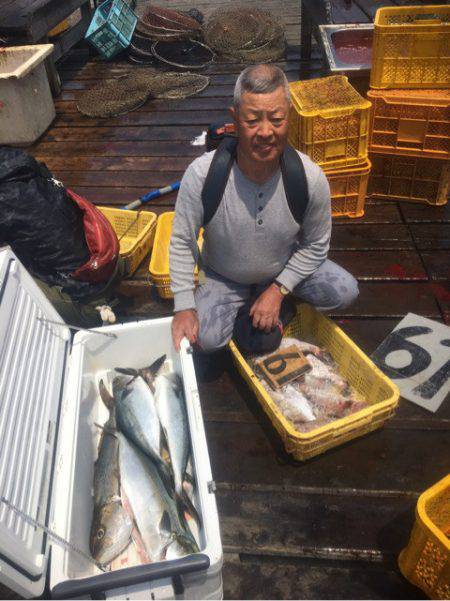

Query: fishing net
left=76, top=71, right=210, bottom=117
left=147, top=72, right=210, bottom=99
left=76, top=74, right=155, bottom=118
left=134, top=4, right=202, bottom=41
left=203, top=8, right=285, bottom=63
left=151, top=40, right=214, bottom=70
left=141, top=6, right=202, bottom=33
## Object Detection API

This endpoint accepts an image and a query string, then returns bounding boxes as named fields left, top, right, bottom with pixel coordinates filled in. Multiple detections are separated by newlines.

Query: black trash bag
left=0, top=147, right=107, bottom=300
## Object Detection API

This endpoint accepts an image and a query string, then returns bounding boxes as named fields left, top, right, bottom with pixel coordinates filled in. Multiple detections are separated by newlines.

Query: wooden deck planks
left=17, top=39, right=450, bottom=600
left=222, top=553, right=424, bottom=600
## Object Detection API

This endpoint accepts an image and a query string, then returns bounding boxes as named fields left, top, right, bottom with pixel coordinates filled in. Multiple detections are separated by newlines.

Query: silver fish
left=154, top=373, right=190, bottom=499
left=117, top=431, right=199, bottom=561
left=260, top=378, right=316, bottom=423
left=306, top=354, right=348, bottom=388
left=93, top=421, right=120, bottom=508
left=113, top=374, right=173, bottom=488
left=90, top=501, right=133, bottom=565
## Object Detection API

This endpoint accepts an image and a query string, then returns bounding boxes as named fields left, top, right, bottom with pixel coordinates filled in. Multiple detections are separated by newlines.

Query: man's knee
left=334, top=273, right=359, bottom=310
left=197, top=328, right=231, bottom=353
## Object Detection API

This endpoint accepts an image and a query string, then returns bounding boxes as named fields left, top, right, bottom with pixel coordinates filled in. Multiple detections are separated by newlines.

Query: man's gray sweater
left=169, top=149, right=331, bottom=312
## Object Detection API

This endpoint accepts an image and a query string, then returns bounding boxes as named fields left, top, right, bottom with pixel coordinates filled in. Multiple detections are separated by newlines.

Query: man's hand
left=249, top=284, right=283, bottom=332
left=172, top=309, right=199, bottom=351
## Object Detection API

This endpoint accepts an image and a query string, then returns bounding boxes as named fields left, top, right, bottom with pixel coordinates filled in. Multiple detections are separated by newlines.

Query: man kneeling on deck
left=169, top=64, right=359, bottom=354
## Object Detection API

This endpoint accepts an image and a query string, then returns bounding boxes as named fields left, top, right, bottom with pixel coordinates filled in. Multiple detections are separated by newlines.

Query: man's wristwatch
left=274, top=281, right=290, bottom=296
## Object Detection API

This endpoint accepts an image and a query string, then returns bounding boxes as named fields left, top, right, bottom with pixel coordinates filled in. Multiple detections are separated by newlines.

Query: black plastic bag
left=0, top=147, right=106, bottom=300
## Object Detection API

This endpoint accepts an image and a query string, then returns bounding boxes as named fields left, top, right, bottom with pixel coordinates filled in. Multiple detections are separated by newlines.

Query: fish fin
left=159, top=510, right=172, bottom=537
left=176, top=490, right=202, bottom=530
left=115, top=367, right=139, bottom=377
left=99, top=380, right=115, bottom=412
left=159, top=425, right=172, bottom=466
left=148, top=354, right=167, bottom=376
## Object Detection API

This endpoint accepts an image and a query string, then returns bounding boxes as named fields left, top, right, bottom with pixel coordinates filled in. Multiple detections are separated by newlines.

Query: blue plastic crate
left=85, top=0, right=137, bottom=60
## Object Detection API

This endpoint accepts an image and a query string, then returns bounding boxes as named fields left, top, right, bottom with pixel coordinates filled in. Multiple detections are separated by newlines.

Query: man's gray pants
left=195, top=260, right=359, bottom=352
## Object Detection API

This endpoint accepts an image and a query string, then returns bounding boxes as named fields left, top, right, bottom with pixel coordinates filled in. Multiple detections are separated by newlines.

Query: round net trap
left=77, top=71, right=210, bottom=117
left=203, top=8, right=285, bottom=62
left=151, top=39, right=214, bottom=70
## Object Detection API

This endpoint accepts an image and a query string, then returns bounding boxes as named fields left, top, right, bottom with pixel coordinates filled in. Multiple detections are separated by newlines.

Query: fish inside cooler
left=47, top=318, right=222, bottom=599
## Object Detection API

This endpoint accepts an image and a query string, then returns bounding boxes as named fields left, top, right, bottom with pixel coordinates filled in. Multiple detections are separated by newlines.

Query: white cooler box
left=0, top=248, right=223, bottom=599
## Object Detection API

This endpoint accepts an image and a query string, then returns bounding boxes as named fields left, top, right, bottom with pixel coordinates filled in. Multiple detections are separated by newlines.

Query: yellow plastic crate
left=369, top=153, right=449, bottom=206
left=98, top=207, right=156, bottom=276
left=399, top=474, right=450, bottom=599
left=325, top=158, right=371, bottom=219
left=149, top=211, right=203, bottom=299
left=288, top=75, right=371, bottom=170
left=370, top=5, right=450, bottom=89
left=229, top=303, right=399, bottom=461
left=367, top=88, right=450, bottom=160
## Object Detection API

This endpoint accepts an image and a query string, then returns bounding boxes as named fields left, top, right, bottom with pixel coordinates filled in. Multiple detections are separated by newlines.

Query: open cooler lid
left=0, top=247, right=71, bottom=598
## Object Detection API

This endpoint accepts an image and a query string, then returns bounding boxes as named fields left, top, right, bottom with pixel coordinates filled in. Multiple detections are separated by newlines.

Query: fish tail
left=94, top=422, right=118, bottom=438
left=99, top=380, right=115, bottom=412
left=176, top=489, right=202, bottom=530
left=115, top=368, right=139, bottom=378
left=148, top=354, right=167, bottom=376
left=177, top=529, right=200, bottom=555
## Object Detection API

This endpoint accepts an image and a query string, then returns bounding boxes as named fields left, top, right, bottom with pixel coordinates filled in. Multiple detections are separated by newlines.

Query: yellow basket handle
left=412, top=14, right=444, bottom=25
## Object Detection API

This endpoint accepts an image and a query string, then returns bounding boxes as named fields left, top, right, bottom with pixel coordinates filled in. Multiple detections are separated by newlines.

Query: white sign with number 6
left=372, top=313, right=450, bottom=413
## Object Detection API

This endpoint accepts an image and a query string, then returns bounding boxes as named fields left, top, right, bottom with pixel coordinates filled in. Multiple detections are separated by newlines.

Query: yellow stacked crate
left=289, top=75, right=372, bottom=218
left=367, top=5, right=450, bottom=206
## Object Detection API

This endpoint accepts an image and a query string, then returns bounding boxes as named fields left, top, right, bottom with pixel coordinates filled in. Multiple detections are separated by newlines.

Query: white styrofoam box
left=0, top=247, right=223, bottom=599
left=0, top=45, right=56, bottom=145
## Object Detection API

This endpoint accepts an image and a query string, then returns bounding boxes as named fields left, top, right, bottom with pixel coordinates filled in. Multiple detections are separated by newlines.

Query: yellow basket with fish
left=398, top=474, right=450, bottom=600
left=229, top=303, right=399, bottom=461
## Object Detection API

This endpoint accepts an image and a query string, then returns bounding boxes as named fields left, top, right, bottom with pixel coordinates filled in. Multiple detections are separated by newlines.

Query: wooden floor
left=2, top=17, right=450, bottom=599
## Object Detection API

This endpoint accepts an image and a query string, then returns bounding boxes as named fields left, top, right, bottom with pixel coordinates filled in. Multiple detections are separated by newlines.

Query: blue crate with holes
left=85, top=0, right=137, bottom=59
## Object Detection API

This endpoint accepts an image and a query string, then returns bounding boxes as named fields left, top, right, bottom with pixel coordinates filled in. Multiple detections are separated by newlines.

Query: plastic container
left=325, top=157, right=371, bottom=218
left=369, top=153, right=449, bottom=206
left=0, top=45, right=55, bottom=146
left=85, top=0, right=137, bottom=59
left=98, top=207, right=157, bottom=276
left=149, top=212, right=204, bottom=300
left=288, top=75, right=372, bottom=170
left=229, top=303, right=400, bottom=461
left=0, top=247, right=223, bottom=600
left=368, top=89, right=450, bottom=160
left=319, top=24, right=374, bottom=74
left=398, top=474, right=450, bottom=600
left=370, top=5, right=450, bottom=89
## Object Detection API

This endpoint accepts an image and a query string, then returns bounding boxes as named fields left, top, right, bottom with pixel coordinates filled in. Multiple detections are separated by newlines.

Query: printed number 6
left=373, top=326, right=450, bottom=400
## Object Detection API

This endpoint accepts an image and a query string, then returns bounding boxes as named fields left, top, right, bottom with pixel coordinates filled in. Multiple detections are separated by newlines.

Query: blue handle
left=141, top=181, right=180, bottom=203
left=123, top=182, right=180, bottom=210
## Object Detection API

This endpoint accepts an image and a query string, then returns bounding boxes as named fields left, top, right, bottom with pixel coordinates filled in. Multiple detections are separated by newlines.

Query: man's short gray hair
left=233, top=64, right=290, bottom=109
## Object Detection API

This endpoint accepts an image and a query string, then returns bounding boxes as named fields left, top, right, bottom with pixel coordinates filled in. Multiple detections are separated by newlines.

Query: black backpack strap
left=281, top=145, right=309, bottom=224
left=201, top=137, right=238, bottom=226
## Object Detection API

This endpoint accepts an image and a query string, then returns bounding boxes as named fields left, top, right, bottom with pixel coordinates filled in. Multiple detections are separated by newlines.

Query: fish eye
left=97, top=528, right=105, bottom=539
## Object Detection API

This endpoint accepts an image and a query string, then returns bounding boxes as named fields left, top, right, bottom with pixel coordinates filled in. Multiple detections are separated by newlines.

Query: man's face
left=230, top=86, right=290, bottom=165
